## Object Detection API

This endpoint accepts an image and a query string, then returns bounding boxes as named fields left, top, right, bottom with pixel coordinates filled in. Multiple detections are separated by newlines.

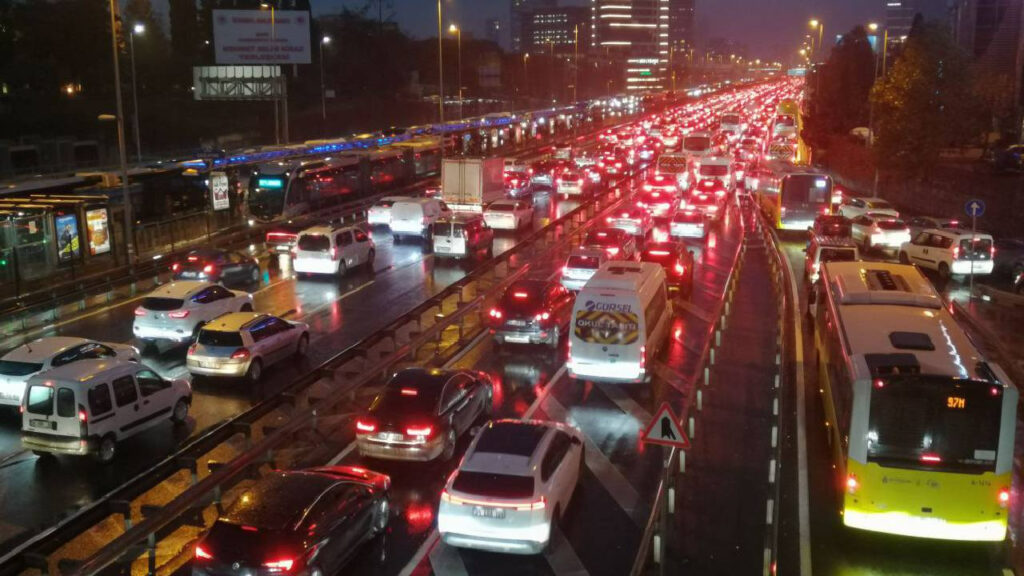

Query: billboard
left=213, top=9, right=311, bottom=65
left=85, top=208, right=111, bottom=255
left=210, top=172, right=231, bottom=211
left=55, top=213, right=81, bottom=263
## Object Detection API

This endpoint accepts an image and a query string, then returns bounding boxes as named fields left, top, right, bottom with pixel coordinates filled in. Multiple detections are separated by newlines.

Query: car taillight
left=535, top=311, right=551, bottom=322
left=952, top=245, right=961, bottom=259
left=406, top=425, right=434, bottom=437
left=606, top=247, right=620, bottom=256
left=230, top=348, right=250, bottom=360
left=356, top=418, right=377, bottom=433
left=188, top=344, right=197, bottom=355
left=999, top=487, right=1010, bottom=508
left=674, top=262, right=685, bottom=275
left=921, top=454, right=942, bottom=463
left=489, top=308, right=503, bottom=319
left=195, top=545, right=213, bottom=560
left=330, top=246, right=338, bottom=260
left=577, top=179, right=583, bottom=185
left=134, top=307, right=147, bottom=317
left=640, top=345, right=646, bottom=370
left=167, top=310, right=190, bottom=319
left=643, top=184, right=652, bottom=191
left=202, top=264, right=215, bottom=275
left=171, top=263, right=181, bottom=272
left=990, top=246, right=996, bottom=258
left=262, top=558, right=294, bottom=573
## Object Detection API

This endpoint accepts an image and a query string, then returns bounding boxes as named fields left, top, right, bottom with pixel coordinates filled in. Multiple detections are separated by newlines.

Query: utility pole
left=108, top=0, right=134, bottom=266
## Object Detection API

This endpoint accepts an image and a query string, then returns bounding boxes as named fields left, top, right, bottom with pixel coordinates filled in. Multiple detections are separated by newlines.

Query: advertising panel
left=573, top=309, right=640, bottom=345
left=211, top=171, right=231, bottom=211
left=55, top=213, right=81, bottom=263
left=213, top=9, right=312, bottom=65
left=85, top=208, right=111, bottom=255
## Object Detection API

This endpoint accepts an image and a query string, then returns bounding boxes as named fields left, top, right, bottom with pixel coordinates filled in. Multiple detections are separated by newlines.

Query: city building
left=590, top=0, right=670, bottom=91
left=885, top=0, right=920, bottom=41
left=510, top=0, right=557, bottom=53
left=524, top=6, right=588, bottom=54
left=950, top=0, right=1024, bottom=129
left=486, top=18, right=503, bottom=48
left=668, top=0, right=695, bottom=51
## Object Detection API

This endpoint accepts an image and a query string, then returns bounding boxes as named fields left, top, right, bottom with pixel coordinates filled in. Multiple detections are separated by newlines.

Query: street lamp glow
left=448, top=23, right=458, bottom=33
left=809, top=19, right=819, bottom=28
left=868, top=22, right=879, bottom=32
left=133, top=23, right=145, bottom=35
left=321, top=36, right=331, bottom=44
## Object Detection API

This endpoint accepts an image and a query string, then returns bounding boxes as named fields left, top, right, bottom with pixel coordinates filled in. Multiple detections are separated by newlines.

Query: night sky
left=146, top=0, right=958, bottom=58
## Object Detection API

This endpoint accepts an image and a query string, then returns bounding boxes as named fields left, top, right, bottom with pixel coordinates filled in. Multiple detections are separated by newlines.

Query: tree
left=871, top=21, right=986, bottom=174
left=802, top=25, right=876, bottom=150
left=169, top=0, right=200, bottom=78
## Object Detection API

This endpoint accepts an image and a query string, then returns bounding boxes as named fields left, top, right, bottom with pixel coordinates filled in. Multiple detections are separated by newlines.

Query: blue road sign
left=965, top=199, right=986, bottom=218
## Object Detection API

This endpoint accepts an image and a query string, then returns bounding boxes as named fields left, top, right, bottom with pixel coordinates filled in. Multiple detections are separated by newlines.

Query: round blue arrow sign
left=965, top=199, right=986, bottom=218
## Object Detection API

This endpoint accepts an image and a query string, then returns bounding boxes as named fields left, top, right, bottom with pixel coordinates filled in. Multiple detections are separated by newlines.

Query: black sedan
left=192, top=466, right=390, bottom=576
left=355, top=368, right=494, bottom=462
left=172, top=249, right=261, bottom=286
left=488, top=278, right=575, bottom=348
left=640, top=242, right=695, bottom=298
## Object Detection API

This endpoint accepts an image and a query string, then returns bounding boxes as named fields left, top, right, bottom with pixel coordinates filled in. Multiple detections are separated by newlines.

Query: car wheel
left=96, top=435, right=117, bottom=464
left=548, top=326, right=560, bottom=349
left=484, top=387, right=495, bottom=416
left=938, top=262, right=951, bottom=280
left=441, top=429, right=457, bottom=461
left=307, top=566, right=324, bottom=576
left=393, top=234, right=401, bottom=244
left=250, top=266, right=260, bottom=284
left=337, top=260, right=348, bottom=277
left=240, top=303, right=253, bottom=312
left=294, top=333, right=309, bottom=357
left=366, top=249, right=376, bottom=267
left=171, top=399, right=189, bottom=424
left=898, top=251, right=910, bottom=264
left=372, top=496, right=390, bottom=537
left=246, top=359, right=263, bottom=383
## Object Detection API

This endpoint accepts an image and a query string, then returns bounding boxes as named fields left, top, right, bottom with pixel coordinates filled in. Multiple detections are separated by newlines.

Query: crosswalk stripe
left=596, top=382, right=652, bottom=423
left=545, top=525, right=590, bottom=576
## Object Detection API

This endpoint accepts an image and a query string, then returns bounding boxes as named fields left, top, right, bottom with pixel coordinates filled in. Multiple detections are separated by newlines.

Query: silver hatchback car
left=186, top=313, right=309, bottom=382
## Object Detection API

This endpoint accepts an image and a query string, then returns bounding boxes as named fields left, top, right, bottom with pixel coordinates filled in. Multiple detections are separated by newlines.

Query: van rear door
left=24, top=384, right=82, bottom=438
left=570, top=294, right=645, bottom=381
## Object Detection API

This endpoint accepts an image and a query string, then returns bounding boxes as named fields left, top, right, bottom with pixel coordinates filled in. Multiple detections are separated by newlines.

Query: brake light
left=401, top=388, right=419, bottom=396
left=920, top=454, right=942, bottom=463
left=187, top=255, right=199, bottom=262
left=330, top=246, right=338, bottom=260
left=78, top=409, right=87, bottom=423
left=195, top=545, right=213, bottom=560
left=674, top=262, right=685, bottom=275
left=171, top=263, right=181, bottom=272
left=846, top=474, right=859, bottom=493
left=513, top=292, right=529, bottom=299
left=606, top=247, right=620, bottom=256
left=134, top=307, right=147, bottom=317
left=230, top=348, right=251, bottom=360
left=262, top=558, right=294, bottom=572
left=999, top=488, right=1010, bottom=507
left=167, top=310, right=190, bottom=319
left=535, top=311, right=551, bottom=322
left=188, top=344, right=197, bottom=355
left=356, top=419, right=377, bottom=433
left=648, top=250, right=670, bottom=256
left=489, top=308, right=503, bottom=319
left=406, top=425, right=434, bottom=437
left=952, top=245, right=960, bottom=259
left=643, top=184, right=652, bottom=191
left=442, top=490, right=546, bottom=510
left=640, top=345, right=647, bottom=370
left=202, top=264, right=215, bottom=275
left=990, top=246, right=996, bottom=258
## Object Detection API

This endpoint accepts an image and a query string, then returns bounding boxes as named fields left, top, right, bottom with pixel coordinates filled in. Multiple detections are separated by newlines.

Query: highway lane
left=0, top=181, right=609, bottom=550
left=776, top=234, right=1009, bottom=576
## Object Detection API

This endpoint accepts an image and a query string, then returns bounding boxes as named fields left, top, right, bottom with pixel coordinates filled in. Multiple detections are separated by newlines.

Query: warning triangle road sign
left=641, top=402, right=691, bottom=449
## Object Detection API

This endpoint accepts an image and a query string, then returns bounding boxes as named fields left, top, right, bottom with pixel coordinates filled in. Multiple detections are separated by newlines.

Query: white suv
left=838, top=196, right=899, bottom=220
left=133, top=282, right=253, bottom=344
left=294, top=224, right=375, bottom=276
left=899, top=228, right=995, bottom=279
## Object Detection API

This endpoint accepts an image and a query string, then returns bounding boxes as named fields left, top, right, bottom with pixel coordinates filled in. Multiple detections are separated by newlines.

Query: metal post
left=282, top=79, right=289, bottom=144
left=129, top=27, right=142, bottom=163
left=457, top=27, right=463, bottom=120
left=969, top=212, right=977, bottom=298
left=109, top=0, right=134, bottom=268
left=319, top=38, right=328, bottom=123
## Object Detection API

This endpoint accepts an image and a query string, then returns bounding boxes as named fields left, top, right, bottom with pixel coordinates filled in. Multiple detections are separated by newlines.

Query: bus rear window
left=782, top=175, right=831, bottom=204
left=452, top=471, right=534, bottom=500
left=683, top=137, right=711, bottom=152
left=26, top=385, right=53, bottom=415
left=867, top=378, right=1002, bottom=473
left=297, top=234, right=330, bottom=252
left=699, top=164, right=729, bottom=177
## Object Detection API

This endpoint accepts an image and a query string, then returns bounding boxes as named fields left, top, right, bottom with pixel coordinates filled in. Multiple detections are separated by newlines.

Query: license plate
left=30, top=419, right=50, bottom=429
left=181, top=271, right=197, bottom=278
left=472, top=506, right=506, bottom=519
left=504, top=335, right=530, bottom=343
left=379, top=432, right=403, bottom=442
left=507, top=320, right=526, bottom=326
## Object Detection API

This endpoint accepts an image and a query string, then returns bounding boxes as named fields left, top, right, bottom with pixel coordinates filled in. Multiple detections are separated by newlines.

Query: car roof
left=438, top=213, right=484, bottom=223
left=923, top=227, right=993, bottom=239
left=463, top=420, right=556, bottom=475
left=220, top=471, right=340, bottom=531
left=202, top=312, right=270, bottom=332
left=2, top=337, right=97, bottom=362
left=147, top=281, right=215, bottom=299
left=301, top=224, right=355, bottom=235
left=27, top=358, right=141, bottom=385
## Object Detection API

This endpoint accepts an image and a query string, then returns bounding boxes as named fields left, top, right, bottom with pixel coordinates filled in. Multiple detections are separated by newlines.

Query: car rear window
left=198, top=330, right=244, bottom=347
left=372, top=386, right=439, bottom=416
left=501, top=284, right=544, bottom=313
left=297, top=234, right=330, bottom=252
left=819, top=248, right=857, bottom=263
left=475, top=422, right=548, bottom=456
left=876, top=220, right=907, bottom=231
left=673, top=211, right=703, bottom=223
left=488, top=203, right=515, bottom=212
left=959, top=237, right=993, bottom=256
left=452, top=471, right=535, bottom=500
left=142, top=297, right=184, bottom=311
left=584, top=230, right=622, bottom=247
left=0, top=360, right=44, bottom=376
left=374, top=199, right=396, bottom=208
left=567, top=255, right=601, bottom=270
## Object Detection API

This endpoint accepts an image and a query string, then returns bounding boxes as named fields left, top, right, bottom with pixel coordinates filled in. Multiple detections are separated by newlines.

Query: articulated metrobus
left=811, top=261, right=1018, bottom=541
left=754, top=160, right=831, bottom=231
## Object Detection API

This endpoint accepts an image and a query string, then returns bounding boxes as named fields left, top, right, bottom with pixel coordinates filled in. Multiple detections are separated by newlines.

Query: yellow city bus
left=810, top=261, right=1018, bottom=541
left=754, top=160, right=831, bottom=231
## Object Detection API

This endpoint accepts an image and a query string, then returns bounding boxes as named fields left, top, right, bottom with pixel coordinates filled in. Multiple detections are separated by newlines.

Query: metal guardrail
left=0, top=165, right=637, bottom=576
left=629, top=200, right=749, bottom=576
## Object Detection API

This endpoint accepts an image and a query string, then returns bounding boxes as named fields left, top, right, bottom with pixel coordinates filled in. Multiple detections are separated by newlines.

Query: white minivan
left=390, top=198, right=452, bottom=242
left=567, top=262, right=672, bottom=384
left=21, top=359, right=192, bottom=462
left=293, top=224, right=375, bottom=277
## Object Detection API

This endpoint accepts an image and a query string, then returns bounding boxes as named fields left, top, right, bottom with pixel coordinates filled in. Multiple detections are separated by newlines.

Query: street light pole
left=437, top=0, right=444, bottom=126
left=449, top=24, right=462, bottom=121
left=129, top=23, right=144, bottom=164
left=319, top=36, right=330, bottom=124
left=108, top=0, right=134, bottom=266
left=573, top=25, right=579, bottom=102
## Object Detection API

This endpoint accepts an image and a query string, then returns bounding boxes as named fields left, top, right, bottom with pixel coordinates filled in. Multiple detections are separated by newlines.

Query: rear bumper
left=293, top=258, right=339, bottom=274
left=951, top=260, right=993, bottom=275
left=133, top=322, right=193, bottom=342
left=561, top=276, right=591, bottom=291
left=492, top=327, right=552, bottom=345
left=186, top=357, right=250, bottom=377
left=22, top=431, right=94, bottom=456
left=440, top=531, right=548, bottom=555
left=568, top=358, right=645, bottom=383
left=356, top=435, right=445, bottom=461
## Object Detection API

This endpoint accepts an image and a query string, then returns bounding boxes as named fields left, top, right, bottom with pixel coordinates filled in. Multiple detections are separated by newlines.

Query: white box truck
left=442, top=157, right=504, bottom=212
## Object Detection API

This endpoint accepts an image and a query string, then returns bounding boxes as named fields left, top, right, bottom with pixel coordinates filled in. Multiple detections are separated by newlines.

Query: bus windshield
left=781, top=175, right=830, bottom=205
left=248, top=175, right=286, bottom=218
left=721, top=114, right=741, bottom=125
left=868, top=377, right=1002, bottom=473
left=683, top=136, right=711, bottom=152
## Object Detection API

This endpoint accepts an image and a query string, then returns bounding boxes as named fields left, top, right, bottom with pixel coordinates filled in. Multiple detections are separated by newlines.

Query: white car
left=555, top=170, right=586, bottom=196
left=561, top=249, right=606, bottom=291
left=0, top=337, right=139, bottom=407
left=367, top=196, right=407, bottom=226
left=838, top=196, right=900, bottom=220
left=132, top=281, right=253, bottom=344
left=850, top=213, right=912, bottom=253
left=484, top=199, right=534, bottom=230
left=438, top=419, right=584, bottom=554
left=187, top=313, right=309, bottom=382
left=899, top=229, right=995, bottom=279
left=669, top=208, right=707, bottom=239
left=294, top=224, right=375, bottom=276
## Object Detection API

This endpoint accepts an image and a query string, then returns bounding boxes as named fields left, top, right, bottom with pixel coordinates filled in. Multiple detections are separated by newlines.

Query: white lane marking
left=542, top=394, right=642, bottom=526
left=398, top=531, right=440, bottom=576
left=325, top=441, right=357, bottom=466
left=524, top=365, right=567, bottom=420
left=545, top=524, right=591, bottom=576
left=428, top=541, right=470, bottom=576
left=296, top=280, right=375, bottom=323
left=766, top=498, right=774, bottom=525
left=596, top=382, right=652, bottom=424
left=771, top=425, right=778, bottom=448
left=780, top=240, right=813, bottom=576
left=768, top=458, right=776, bottom=484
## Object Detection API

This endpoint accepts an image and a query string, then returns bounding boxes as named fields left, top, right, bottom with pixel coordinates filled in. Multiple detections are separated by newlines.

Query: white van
left=694, top=156, right=732, bottom=188
left=390, top=198, right=452, bottom=242
left=21, top=359, right=192, bottom=462
left=567, top=262, right=672, bottom=383
left=293, top=224, right=375, bottom=276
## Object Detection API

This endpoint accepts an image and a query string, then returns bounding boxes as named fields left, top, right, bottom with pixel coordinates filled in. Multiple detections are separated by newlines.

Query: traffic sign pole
left=964, top=199, right=985, bottom=300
